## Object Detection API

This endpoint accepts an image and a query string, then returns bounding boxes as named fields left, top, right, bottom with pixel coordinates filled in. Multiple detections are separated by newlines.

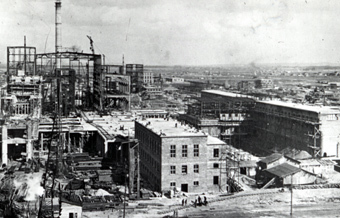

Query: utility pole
left=137, top=142, right=140, bottom=200
left=290, top=174, right=293, bottom=216
left=123, top=173, right=128, bottom=218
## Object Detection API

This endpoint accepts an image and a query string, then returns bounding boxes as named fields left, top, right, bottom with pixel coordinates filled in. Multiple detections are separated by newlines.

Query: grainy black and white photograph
left=0, top=0, right=340, bottom=217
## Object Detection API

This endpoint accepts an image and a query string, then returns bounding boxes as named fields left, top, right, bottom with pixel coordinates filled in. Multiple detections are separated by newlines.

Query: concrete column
left=68, top=132, right=71, bottom=153
left=26, top=140, right=32, bottom=161
left=80, top=133, right=84, bottom=153
left=104, top=141, right=108, bottom=158
left=2, top=125, right=7, bottom=165
left=40, top=133, right=44, bottom=151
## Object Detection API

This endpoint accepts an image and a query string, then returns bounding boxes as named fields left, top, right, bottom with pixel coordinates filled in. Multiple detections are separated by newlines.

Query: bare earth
left=83, top=188, right=340, bottom=218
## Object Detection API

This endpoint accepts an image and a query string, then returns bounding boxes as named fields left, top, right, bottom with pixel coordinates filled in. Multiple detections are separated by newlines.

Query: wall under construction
left=186, top=90, right=340, bottom=158
left=181, top=90, right=254, bottom=147
left=36, top=52, right=102, bottom=113
left=248, top=101, right=340, bottom=157
left=94, top=65, right=131, bottom=112
left=1, top=46, right=42, bottom=165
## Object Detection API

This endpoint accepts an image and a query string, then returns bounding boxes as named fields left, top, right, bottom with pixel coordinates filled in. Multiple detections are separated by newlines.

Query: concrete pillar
left=2, top=125, right=7, bottom=165
left=104, top=141, right=108, bottom=158
left=26, top=140, right=32, bottom=161
left=40, top=133, right=44, bottom=151
left=80, top=133, right=84, bottom=153
left=68, top=132, right=71, bottom=153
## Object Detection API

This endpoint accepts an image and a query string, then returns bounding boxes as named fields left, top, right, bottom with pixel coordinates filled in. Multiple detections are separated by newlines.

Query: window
left=182, top=145, right=188, bottom=157
left=213, top=176, right=219, bottom=185
left=69, top=213, right=77, bottom=218
left=170, top=166, right=176, bottom=174
left=182, top=165, right=187, bottom=174
left=213, top=163, right=219, bottom=168
left=194, top=164, right=199, bottom=173
left=170, top=182, right=176, bottom=187
left=213, top=148, right=219, bottom=158
left=194, top=144, right=199, bottom=157
left=193, top=181, right=199, bottom=186
left=170, top=145, right=176, bottom=157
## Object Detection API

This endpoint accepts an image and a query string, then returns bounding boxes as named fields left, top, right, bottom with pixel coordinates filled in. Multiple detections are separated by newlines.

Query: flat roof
left=202, top=90, right=251, bottom=98
left=257, top=100, right=340, bottom=114
left=91, top=114, right=136, bottom=138
left=137, top=118, right=206, bottom=137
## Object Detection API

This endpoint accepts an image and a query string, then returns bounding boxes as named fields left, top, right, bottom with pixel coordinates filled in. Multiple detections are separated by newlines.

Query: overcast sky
left=0, top=0, right=339, bottom=66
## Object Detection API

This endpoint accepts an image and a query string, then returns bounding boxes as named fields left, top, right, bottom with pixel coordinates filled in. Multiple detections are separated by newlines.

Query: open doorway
left=181, top=184, right=188, bottom=192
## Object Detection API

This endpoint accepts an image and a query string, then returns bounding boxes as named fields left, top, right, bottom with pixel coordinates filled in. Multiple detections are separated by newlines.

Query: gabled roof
left=285, top=150, right=312, bottom=160
left=264, top=163, right=301, bottom=178
left=207, top=135, right=226, bottom=145
left=259, top=153, right=283, bottom=164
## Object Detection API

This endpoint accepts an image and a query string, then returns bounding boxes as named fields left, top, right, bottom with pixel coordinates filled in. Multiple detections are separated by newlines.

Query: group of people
left=181, top=198, right=188, bottom=206
left=193, top=195, right=208, bottom=207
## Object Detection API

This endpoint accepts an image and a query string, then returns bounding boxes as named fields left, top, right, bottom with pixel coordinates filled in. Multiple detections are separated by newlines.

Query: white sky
left=0, top=0, right=339, bottom=66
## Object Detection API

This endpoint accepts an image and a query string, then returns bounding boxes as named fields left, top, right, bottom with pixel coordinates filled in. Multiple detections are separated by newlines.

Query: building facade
left=249, top=101, right=340, bottom=157
left=184, top=89, right=340, bottom=158
left=135, top=119, right=227, bottom=193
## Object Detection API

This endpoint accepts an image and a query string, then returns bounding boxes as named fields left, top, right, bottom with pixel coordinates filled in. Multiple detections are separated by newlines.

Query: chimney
left=55, top=0, right=62, bottom=68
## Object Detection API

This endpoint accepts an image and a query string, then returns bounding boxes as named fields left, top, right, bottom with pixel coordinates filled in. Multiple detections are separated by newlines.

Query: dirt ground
left=82, top=188, right=340, bottom=218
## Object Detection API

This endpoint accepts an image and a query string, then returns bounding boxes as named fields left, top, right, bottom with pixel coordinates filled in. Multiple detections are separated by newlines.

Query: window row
left=170, top=164, right=199, bottom=174
left=170, top=144, right=200, bottom=157
left=170, top=181, right=200, bottom=188
left=169, top=176, right=219, bottom=188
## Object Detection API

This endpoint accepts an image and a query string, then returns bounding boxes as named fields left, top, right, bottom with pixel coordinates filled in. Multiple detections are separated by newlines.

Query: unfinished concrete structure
left=184, top=89, right=340, bottom=158
left=179, top=90, right=255, bottom=145
left=97, top=65, right=131, bottom=112
left=36, top=51, right=102, bottom=112
left=1, top=45, right=42, bottom=165
left=135, top=118, right=227, bottom=193
left=126, top=64, right=143, bottom=93
left=249, top=100, right=340, bottom=157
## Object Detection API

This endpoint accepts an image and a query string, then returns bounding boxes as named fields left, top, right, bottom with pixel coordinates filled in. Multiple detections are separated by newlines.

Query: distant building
left=254, top=79, right=274, bottom=89
left=135, top=118, right=227, bottom=193
left=126, top=64, right=144, bottom=93
left=143, top=71, right=154, bottom=85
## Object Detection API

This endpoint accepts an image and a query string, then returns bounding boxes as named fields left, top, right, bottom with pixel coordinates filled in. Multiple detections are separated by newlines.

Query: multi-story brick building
left=135, top=119, right=227, bottom=193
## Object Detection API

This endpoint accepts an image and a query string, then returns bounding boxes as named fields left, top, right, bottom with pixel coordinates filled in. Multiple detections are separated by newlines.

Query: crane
left=87, top=35, right=95, bottom=54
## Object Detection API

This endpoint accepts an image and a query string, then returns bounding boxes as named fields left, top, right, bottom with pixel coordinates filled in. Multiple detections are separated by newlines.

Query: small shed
left=239, top=160, right=257, bottom=177
left=257, top=153, right=285, bottom=170
left=96, top=170, right=112, bottom=182
left=60, top=200, right=82, bottom=218
left=262, top=163, right=316, bottom=187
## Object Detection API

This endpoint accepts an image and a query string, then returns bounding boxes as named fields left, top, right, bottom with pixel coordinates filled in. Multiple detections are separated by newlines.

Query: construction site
left=2, top=0, right=340, bottom=218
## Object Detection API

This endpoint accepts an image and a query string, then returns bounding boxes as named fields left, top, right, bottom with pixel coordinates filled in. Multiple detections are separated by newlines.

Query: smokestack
left=55, top=0, right=62, bottom=67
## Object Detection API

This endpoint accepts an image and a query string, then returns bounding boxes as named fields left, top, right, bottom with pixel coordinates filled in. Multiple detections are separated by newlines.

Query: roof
left=202, top=90, right=251, bottom=98
left=164, top=86, right=179, bottom=91
left=300, top=159, right=336, bottom=166
left=264, top=163, right=301, bottom=178
left=239, top=160, right=258, bottom=168
left=136, top=119, right=206, bottom=137
left=207, top=135, right=226, bottom=145
left=259, top=153, right=283, bottom=164
left=257, top=100, right=340, bottom=114
left=285, top=150, right=312, bottom=160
